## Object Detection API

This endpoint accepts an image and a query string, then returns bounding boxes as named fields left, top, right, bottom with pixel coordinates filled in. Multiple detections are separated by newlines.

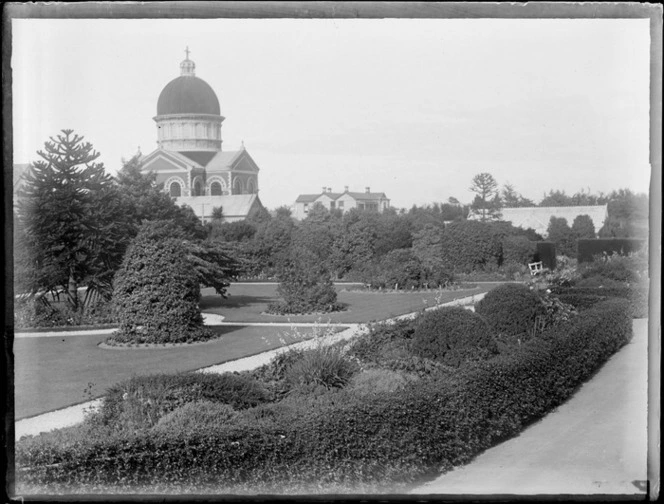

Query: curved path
left=411, top=318, right=650, bottom=496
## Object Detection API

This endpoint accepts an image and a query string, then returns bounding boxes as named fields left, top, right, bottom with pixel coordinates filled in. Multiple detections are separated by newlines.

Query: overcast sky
left=11, top=17, right=651, bottom=210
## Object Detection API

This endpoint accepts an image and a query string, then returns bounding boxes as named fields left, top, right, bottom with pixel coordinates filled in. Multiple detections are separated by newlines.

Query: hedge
left=534, top=241, right=556, bottom=270
left=577, top=238, right=647, bottom=263
left=16, top=299, right=633, bottom=493
left=550, top=286, right=649, bottom=318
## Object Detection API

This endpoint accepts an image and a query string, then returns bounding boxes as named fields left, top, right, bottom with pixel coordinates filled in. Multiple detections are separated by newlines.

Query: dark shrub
left=98, top=372, right=271, bottom=430
left=578, top=257, right=640, bottom=284
left=111, top=226, right=212, bottom=344
left=411, top=307, right=497, bottom=367
left=550, top=286, right=649, bottom=318
left=534, top=241, right=556, bottom=270
left=577, top=238, right=646, bottom=263
left=358, top=249, right=454, bottom=290
left=439, top=220, right=502, bottom=272
left=475, top=284, right=546, bottom=339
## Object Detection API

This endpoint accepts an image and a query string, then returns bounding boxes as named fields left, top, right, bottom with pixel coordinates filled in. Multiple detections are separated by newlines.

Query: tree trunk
left=68, top=272, right=78, bottom=312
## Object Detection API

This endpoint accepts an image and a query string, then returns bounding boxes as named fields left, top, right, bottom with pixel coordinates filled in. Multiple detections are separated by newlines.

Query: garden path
left=411, top=318, right=651, bottom=497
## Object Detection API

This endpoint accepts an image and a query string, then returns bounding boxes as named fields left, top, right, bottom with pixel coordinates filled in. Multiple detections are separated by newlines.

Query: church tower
left=154, top=47, right=225, bottom=154
left=140, top=49, right=264, bottom=223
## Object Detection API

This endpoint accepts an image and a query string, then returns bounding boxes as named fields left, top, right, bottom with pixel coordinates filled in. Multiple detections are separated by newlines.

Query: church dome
left=157, top=75, right=220, bottom=116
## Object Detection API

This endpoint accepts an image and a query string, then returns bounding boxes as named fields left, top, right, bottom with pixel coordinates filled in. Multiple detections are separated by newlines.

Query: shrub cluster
left=16, top=299, right=633, bottom=493
left=360, top=248, right=455, bottom=290
left=550, top=286, right=649, bottom=318
left=577, top=238, right=647, bottom=263
left=411, top=307, right=497, bottom=367
left=14, top=295, right=117, bottom=329
left=475, top=284, right=546, bottom=339
left=501, top=235, right=536, bottom=265
left=98, top=372, right=271, bottom=430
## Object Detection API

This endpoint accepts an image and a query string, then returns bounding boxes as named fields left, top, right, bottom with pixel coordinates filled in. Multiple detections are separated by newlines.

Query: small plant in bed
left=267, top=246, right=345, bottom=315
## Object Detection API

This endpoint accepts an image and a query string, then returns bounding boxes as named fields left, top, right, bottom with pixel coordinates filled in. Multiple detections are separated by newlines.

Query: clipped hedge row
left=16, top=299, right=633, bottom=493
left=550, top=286, right=649, bottom=318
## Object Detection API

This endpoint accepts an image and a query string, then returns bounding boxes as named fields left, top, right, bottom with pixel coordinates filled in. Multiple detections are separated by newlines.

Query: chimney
left=328, top=187, right=332, bottom=193
left=344, top=185, right=349, bottom=192
left=365, top=186, right=370, bottom=194
left=322, top=186, right=326, bottom=193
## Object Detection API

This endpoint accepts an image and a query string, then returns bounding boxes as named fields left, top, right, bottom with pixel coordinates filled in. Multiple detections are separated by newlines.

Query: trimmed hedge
left=475, top=284, right=546, bottom=338
left=550, top=286, right=649, bottom=318
left=16, top=299, right=633, bottom=493
left=534, top=241, right=556, bottom=270
left=411, top=307, right=497, bottom=367
left=577, top=238, right=646, bottom=263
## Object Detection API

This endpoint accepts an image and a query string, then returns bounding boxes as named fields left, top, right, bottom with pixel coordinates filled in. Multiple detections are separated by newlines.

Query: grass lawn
left=201, top=284, right=493, bottom=323
left=14, top=325, right=325, bottom=419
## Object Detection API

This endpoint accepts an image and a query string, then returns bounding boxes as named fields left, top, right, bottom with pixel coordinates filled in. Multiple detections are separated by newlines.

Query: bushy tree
left=111, top=224, right=213, bottom=344
left=571, top=214, right=596, bottom=240
left=470, top=172, right=501, bottom=221
left=439, top=220, right=502, bottom=272
left=16, top=130, right=130, bottom=310
left=598, top=189, right=649, bottom=238
left=502, top=183, right=536, bottom=208
left=269, top=247, right=341, bottom=314
left=547, top=216, right=576, bottom=257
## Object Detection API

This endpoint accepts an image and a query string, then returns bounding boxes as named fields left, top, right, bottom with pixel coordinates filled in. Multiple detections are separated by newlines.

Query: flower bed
left=16, top=297, right=633, bottom=494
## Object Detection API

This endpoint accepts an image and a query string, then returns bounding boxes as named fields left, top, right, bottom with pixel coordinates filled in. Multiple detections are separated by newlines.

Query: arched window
left=233, top=178, right=243, bottom=195
left=170, top=181, right=181, bottom=197
left=210, top=181, right=222, bottom=196
left=246, top=178, right=256, bottom=194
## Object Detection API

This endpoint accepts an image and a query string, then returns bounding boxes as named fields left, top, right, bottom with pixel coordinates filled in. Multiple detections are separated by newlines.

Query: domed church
left=140, top=49, right=264, bottom=223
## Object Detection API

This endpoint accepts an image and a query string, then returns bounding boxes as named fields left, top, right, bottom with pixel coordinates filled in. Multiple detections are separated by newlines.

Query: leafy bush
left=110, top=227, right=213, bottom=345
left=501, top=235, right=536, bottom=265
left=97, top=372, right=271, bottom=430
left=577, top=238, right=647, bottom=263
left=475, top=284, right=546, bottom=339
left=439, top=220, right=502, bottom=273
left=14, top=294, right=117, bottom=329
left=284, top=345, right=360, bottom=393
left=578, top=253, right=644, bottom=284
left=16, top=300, right=633, bottom=493
left=268, top=247, right=343, bottom=315
left=361, top=248, right=455, bottom=290
left=550, top=286, right=649, bottom=318
left=411, top=307, right=497, bottom=367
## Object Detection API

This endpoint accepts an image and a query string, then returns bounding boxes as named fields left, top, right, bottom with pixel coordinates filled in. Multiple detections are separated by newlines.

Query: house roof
left=498, top=205, right=609, bottom=237
left=205, top=150, right=242, bottom=171
left=296, top=191, right=389, bottom=203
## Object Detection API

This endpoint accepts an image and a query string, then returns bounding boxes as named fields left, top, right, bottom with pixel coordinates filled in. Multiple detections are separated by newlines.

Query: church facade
left=140, top=50, right=264, bottom=223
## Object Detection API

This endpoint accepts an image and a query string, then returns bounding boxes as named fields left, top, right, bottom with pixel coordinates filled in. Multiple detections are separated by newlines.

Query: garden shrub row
left=550, top=286, right=649, bottom=318
left=16, top=299, right=632, bottom=493
left=577, top=238, right=647, bottom=263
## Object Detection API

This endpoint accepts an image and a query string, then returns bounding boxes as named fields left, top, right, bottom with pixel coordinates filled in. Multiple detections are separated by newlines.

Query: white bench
left=528, top=261, right=544, bottom=276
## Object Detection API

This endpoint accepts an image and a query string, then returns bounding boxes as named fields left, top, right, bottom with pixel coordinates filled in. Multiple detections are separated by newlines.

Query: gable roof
left=296, top=191, right=389, bottom=203
left=205, top=150, right=242, bottom=171
left=140, top=148, right=204, bottom=171
left=176, top=194, right=262, bottom=221
left=499, top=205, right=609, bottom=237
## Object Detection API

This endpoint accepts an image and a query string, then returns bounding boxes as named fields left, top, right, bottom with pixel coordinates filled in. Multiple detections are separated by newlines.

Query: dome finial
left=180, top=47, right=195, bottom=76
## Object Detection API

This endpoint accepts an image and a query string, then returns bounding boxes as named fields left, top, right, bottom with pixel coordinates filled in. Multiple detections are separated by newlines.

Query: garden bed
left=15, top=292, right=634, bottom=494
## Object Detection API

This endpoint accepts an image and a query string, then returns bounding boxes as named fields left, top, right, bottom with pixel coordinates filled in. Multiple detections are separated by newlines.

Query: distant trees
left=546, top=217, right=576, bottom=257
left=470, top=173, right=501, bottom=221
left=501, top=183, right=535, bottom=208
left=571, top=215, right=596, bottom=240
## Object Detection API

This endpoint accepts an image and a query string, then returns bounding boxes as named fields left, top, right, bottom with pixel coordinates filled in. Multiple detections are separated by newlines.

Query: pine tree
left=17, top=130, right=127, bottom=311
left=470, top=173, right=502, bottom=221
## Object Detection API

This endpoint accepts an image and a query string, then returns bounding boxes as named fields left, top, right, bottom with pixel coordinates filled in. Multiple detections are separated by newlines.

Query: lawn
left=14, top=325, right=324, bottom=419
left=201, top=283, right=492, bottom=323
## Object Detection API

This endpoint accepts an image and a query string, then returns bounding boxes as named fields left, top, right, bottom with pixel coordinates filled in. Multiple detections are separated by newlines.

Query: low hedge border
left=16, top=299, right=633, bottom=493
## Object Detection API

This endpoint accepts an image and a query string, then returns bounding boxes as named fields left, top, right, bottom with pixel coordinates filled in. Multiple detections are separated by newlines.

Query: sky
left=11, top=17, right=652, bottom=211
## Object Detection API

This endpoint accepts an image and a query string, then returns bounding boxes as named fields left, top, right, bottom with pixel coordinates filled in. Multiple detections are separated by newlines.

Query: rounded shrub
left=475, top=283, right=546, bottom=338
left=111, top=225, right=212, bottom=344
left=411, top=306, right=497, bottom=367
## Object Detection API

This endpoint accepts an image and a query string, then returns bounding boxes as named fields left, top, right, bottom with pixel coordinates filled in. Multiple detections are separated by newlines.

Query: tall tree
left=547, top=216, right=576, bottom=257
left=470, top=173, right=501, bottom=221
left=571, top=214, right=596, bottom=240
left=17, top=130, right=129, bottom=310
left=502, top=182, right=536, bottom=208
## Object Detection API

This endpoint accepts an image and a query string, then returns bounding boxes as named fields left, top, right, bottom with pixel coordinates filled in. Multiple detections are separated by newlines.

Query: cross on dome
left=180, top=47, right=196, bottom=76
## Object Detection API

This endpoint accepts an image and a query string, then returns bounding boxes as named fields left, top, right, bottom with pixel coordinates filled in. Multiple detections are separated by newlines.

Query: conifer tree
left=17, top=130, right=128, bottom=310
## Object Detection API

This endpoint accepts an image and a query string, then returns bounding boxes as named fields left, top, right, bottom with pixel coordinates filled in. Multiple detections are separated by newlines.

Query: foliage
left=268, top=247, right=342, bottom=314
left=501, top=182, right=535, bottom=207
left=16, top=130, right=131, bottom=310
left=97, top=372, right=271, bottom=430
left=501, top=235, right=536, bottom=265
left=284, top=345, right=360, bottom=394
left=577, top=249, right=647, bottom=284
left=207, top=220, right=257, bottom=242
left=359, top=248, right=454, bottom=290
left=14, top=294, right=117, bottom=329
left=571, top=214, right=596, bottom=240
left=110, top=226, right=212, bottom=344
left=16, top=300, right=632, bottom=493
left=152, top=401, right=240, bottom=435
left=475, top=284, right=546, bottom=339
left=348, top=369, right=418, bottom=396
left=469, top=172, right=501, bottom=221
left=411, top=307, right=497, bottom=366
left=439, top=220, right=502, bottom=272
left=534, top=241, right=557, bottom=270
left=598, top=189, right=649, bottom=238
left=577, top=238, right=647, bottom=264
left=546, top=216, right=576, bottom=258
